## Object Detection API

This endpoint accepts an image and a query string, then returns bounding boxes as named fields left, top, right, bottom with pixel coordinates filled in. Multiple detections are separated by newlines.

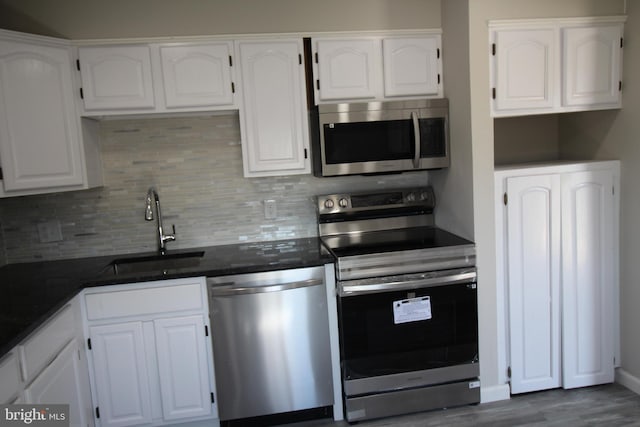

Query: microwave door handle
left=411, top=111, right=421, bottom=168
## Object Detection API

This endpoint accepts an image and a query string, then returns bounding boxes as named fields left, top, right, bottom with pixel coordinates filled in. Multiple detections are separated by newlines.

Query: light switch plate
left=264, top=200, right=277, bottom=219
left=37, top=220, right=63, bottom=243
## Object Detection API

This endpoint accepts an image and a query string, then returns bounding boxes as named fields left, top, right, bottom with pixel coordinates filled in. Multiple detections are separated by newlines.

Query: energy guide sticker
left=393, top=296, right=432, bottom=324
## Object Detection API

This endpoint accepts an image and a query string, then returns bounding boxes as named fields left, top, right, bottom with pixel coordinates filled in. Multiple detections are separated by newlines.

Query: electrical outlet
left=264, top=200, right=277, bottom=219
left=37, top=220, right=63, bottom=243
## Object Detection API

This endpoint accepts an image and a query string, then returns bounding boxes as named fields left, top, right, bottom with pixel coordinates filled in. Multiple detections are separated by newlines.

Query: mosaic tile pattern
left=0, top=113, right=429, bottom=263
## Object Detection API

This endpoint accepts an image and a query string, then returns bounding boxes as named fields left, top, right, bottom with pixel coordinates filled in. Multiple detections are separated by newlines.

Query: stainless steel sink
left=106, top=251, right=205, bottom=275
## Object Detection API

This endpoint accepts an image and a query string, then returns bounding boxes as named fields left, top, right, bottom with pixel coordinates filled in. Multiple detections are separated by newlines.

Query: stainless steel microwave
left=310, top=99, right=449, bottom=177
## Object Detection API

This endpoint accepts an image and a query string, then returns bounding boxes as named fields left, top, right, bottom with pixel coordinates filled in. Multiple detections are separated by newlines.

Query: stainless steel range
left=317, top=187, right=480, bottom=422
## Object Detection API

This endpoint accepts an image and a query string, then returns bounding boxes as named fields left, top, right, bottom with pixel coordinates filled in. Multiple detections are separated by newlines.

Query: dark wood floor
left=292, top=384, right=640, bottom=426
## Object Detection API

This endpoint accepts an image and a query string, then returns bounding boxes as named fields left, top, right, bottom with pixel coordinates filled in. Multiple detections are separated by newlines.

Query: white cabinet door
left=0, top=38, right=85, bottom=191
left=315, top=39, right=379, bottom=101
left=0, top=352, right=21, bottom=404
left=562, top=25, right=622, bottom=107
left=236, top=40, right=310, bottom=177
left=89, top=322, right=152, bottom=427
left=24, top=340, right=92, bottom=427
left=159, top=43, right=235, bottom=108
left=492, top=28, right=557, bottom=112
left=79, top=45, right=155, bottom=110
left=561, top=170, right=615, bottom=389
left=154, top=315, right=213, bottom=421
left=382, top=37, right=441, bottom=97
left=505, top=174, right=562, bottom=394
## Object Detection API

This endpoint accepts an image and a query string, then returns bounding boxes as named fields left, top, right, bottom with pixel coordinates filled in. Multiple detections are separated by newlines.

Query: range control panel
left=316, top=187, right=436, bottom=215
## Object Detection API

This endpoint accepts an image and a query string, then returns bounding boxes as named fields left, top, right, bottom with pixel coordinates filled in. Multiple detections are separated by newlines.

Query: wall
left=559, top=0, right=640, bottom=390
left=0, top=0, right=440, bottom=39
left=494, top=115, right=560, bottom=165
left=467, top=0, right=625, bottom=402
left=0, top=114, right=430, bottom=263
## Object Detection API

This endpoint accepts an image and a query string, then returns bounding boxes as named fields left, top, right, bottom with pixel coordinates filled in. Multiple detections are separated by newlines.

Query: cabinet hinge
left=210, top=392, right=215, bottom=404
left=95, top=407, right=100, bottom=419
left=437, top=48, right=440, bottom=59
left=507, top=366, right=512, bottom=379
left=492, top=43, right=496, bottom=56
left=80, top=88, right=84, bottom=99
left=619, top=81, right=622, bottom=92
left=0, top=167, right=3, bottom=180
left=76, top=59, right=80, bottom=71
left=231, top=82, right=235, bottom=94
left=437, top=74, right=441, bottom=84
left=316, top=80, right=320, bottom=90
left=492, top=87, right=496, bottom=100
left=314, top=52, right=318, bottom=63
left=229, top=55, right=233, bottom=67
left=298, top=53, right=302, bottom=65
left=304, top=148, right=308, bottom=159
left=87, top=338, right=92, bottom=350
left=503, top=192, right=508, bottom=206
left=621, top=37, right=624, bottom=48
left=613, top=185, right=615, bottom=195
left=78, top=349, right=81, bottom=360
left=205, top=325, right=209, bottom=337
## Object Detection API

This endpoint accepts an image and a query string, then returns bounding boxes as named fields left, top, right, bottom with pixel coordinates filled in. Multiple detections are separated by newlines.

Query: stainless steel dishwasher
left=207, top=265, right=333, bottom=421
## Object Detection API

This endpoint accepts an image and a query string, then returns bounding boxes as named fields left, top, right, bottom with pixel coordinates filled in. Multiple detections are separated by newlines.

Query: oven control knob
left=339, top=198, right=349, bottom=208
left=324, top=199, right=335, bottom=209
left=406, top=192, right=416, bottom=202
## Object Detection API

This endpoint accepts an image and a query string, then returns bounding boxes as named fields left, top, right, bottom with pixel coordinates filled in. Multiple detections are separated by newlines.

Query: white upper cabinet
left=79, top=45, right=156, bottom=110
left=236, top=39, right=310, bottom=177
left=383, top=36, right=441, bottom=97
left=315, top=38, right=379, bottom=101
left=562, top=25, right=623, bottom=107
left=0, top=30, right=102, bottom=197
left=78, top=42, right=237, bottom=115
left=490, top=17, right=625, bottom=117
left=312, top=33, right=443, bottom=103
left=159, top=43, right=234, bottom=108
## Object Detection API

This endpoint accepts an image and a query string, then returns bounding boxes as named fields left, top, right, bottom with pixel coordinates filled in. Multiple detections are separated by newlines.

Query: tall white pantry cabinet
left=495, top=161, right=620, bottom=394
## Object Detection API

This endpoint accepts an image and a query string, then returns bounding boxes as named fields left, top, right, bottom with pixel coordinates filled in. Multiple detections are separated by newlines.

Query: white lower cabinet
left=83, top=277, right=218, bottom=427
left=495, top=161, right=619, bottom=394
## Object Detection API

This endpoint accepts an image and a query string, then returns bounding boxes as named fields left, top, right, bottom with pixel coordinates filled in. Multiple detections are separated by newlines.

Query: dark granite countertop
left=0, top=237, right=333, bottom=358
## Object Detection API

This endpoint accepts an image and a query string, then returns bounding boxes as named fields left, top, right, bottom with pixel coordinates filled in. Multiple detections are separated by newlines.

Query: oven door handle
left=411, top=111, right=421, bottom=169
left=339, top=271, right=476, bottom=296
left=209, top=278, right=323, bottom=296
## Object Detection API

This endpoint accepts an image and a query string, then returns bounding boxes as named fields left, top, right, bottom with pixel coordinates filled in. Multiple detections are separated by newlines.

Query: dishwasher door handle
left=208, top=278, right=323, bottom=296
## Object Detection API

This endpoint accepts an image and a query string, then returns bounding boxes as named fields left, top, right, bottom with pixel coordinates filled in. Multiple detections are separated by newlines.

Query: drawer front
left=0, top=352, right=21, bottom=403
left=85, top=281, right=204, bottom=320
left=19, top=305, right=75, bottom=383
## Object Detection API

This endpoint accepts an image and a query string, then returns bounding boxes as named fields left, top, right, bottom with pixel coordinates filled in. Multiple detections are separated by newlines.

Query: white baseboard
left=480, top=384, right=511, bottom=403
left=616, top=368, right=640, bottom=395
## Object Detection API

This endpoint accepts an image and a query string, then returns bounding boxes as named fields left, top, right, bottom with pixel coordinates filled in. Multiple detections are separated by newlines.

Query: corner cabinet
left=235, top=39, right=310, bottom=177
left=490, top=17, right=625, bottom=117
left=0, top=30, right=102, bottom=197
left=312, top=33, right=442, bottom=103
left=81, top=277, right=219, bottom=427
left=495, top=161, right=619, bottom=394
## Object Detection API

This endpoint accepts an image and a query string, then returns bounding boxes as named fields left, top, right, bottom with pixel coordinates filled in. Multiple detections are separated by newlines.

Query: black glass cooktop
left=320, top=226, right=473, bottom=258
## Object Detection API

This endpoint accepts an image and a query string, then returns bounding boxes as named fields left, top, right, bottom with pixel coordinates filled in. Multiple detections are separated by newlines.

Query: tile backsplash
left=0, top=113, right=429, bottom=264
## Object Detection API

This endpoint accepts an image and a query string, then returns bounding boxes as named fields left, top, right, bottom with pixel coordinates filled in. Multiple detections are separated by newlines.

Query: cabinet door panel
left=89, top=322, right=152, bottom=427
left=0, top=352, right=21, bottom=404
left=24, top=340, right=91, bottom=427
left=237, top=40, right=309, bottom=176
left=79, top=46, right=155, bottom=110
left=154, top=315, right=212, bottom=420
left=383, top=37, right=440, bottom=97
left=160, top=43, right=234, bottom=108
left=316, top=39, right=378, bottom=101
left=493, top=28, right=556, bottom=112
left=563, top=25, right=622, bottom=107
left=561, top=170, right=615, bottom=388
left=506, top=174, right=562, bottom=394
left=0, top=40, right=83, bottom=190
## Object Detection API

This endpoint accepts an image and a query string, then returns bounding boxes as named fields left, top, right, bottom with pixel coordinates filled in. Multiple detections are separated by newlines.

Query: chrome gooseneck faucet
left=144, top=187, right=176, bottom=253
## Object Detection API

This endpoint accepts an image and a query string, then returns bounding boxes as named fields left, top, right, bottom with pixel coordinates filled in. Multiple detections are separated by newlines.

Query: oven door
left=337, top=268, right=478, bottom=397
